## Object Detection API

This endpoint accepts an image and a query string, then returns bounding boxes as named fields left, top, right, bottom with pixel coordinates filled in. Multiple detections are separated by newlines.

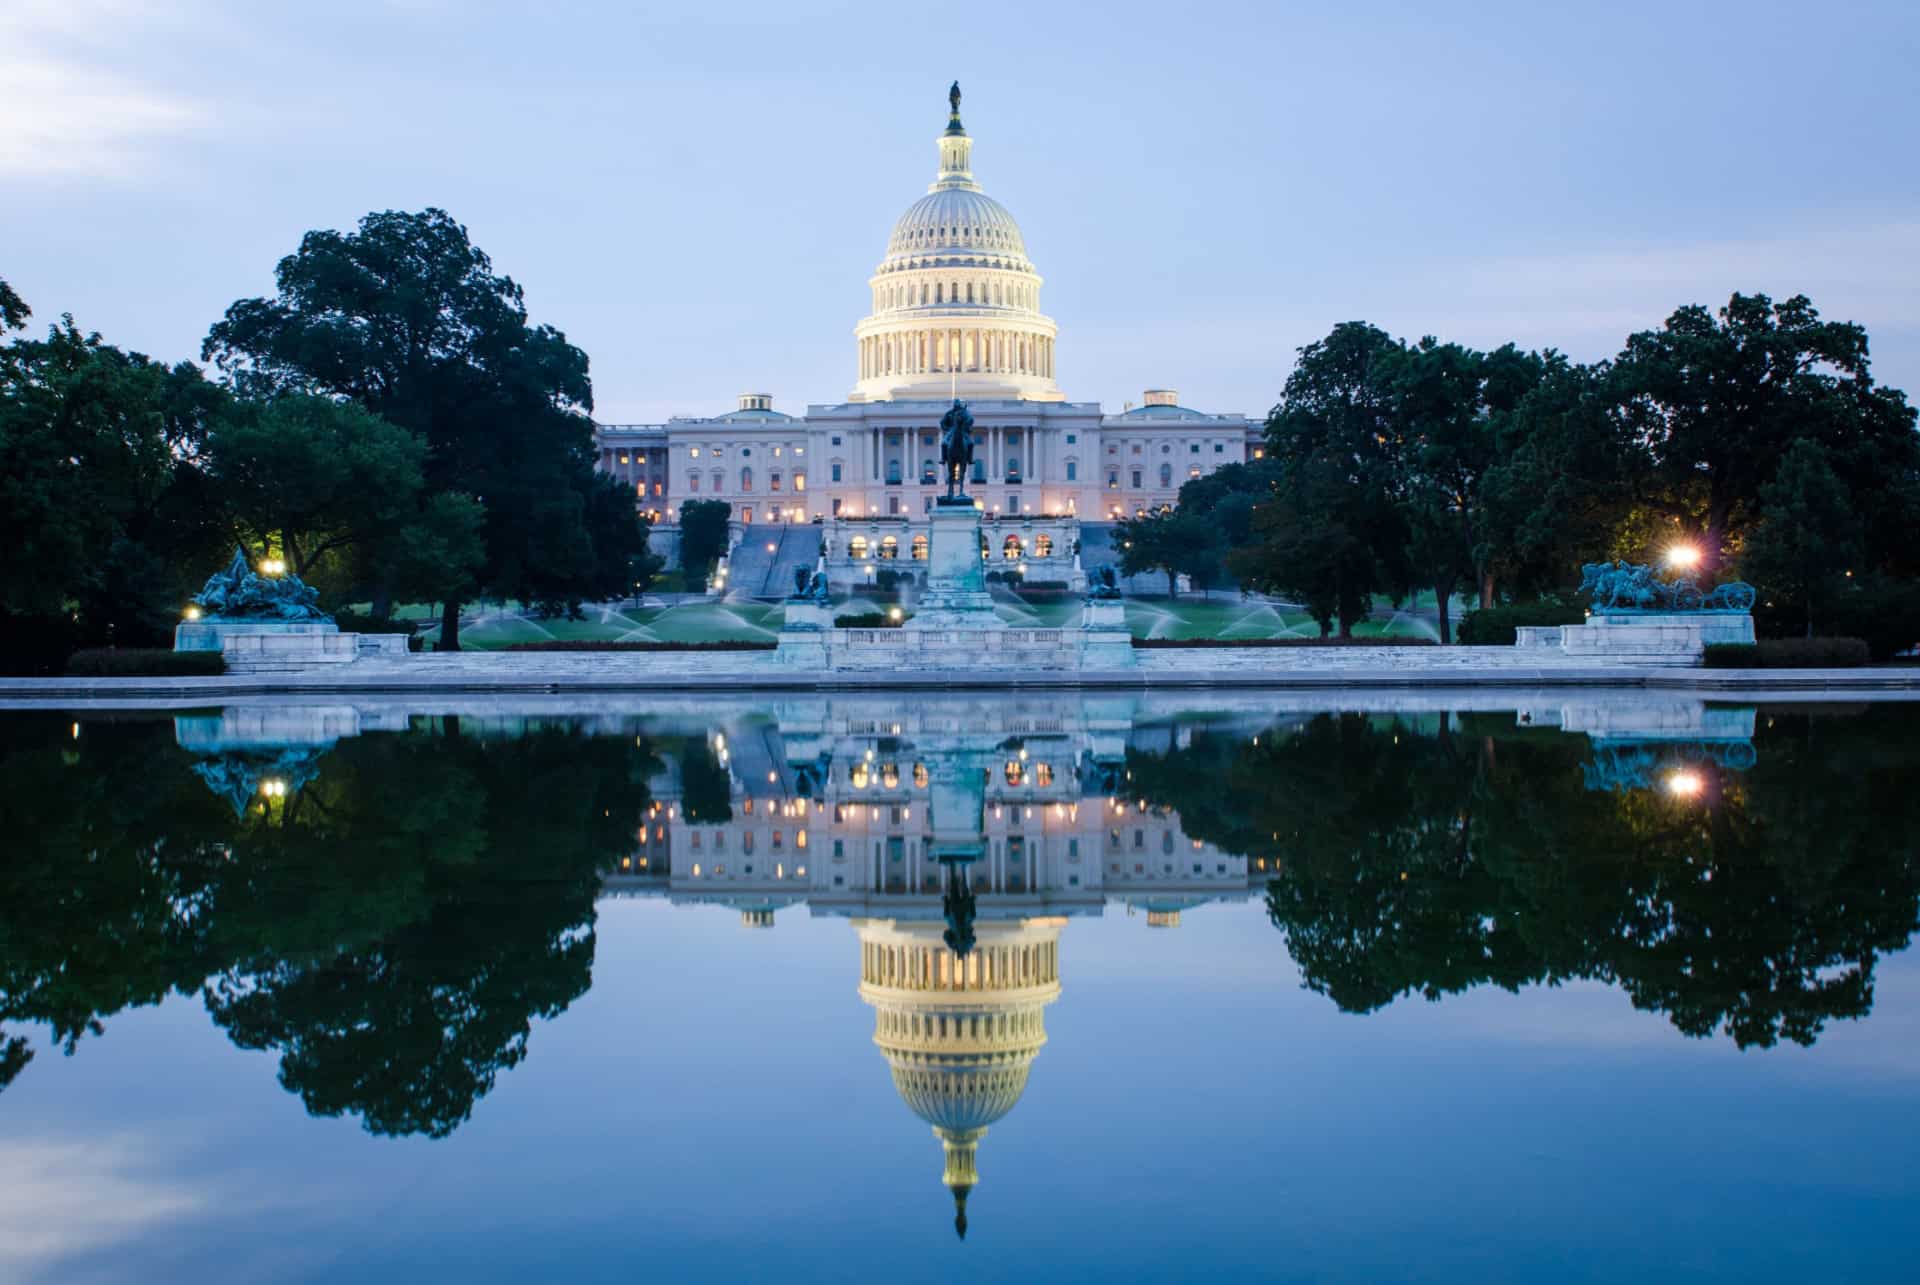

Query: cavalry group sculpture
left=1578, top=561, right=1755, bottom=613
left=193, top=547, right=329, bottom=621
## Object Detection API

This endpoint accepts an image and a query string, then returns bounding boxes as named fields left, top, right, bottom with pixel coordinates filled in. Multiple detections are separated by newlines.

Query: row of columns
left=860, top=329, right=1053, bottom=381
left=863, top=424, right=1049, bottom=488
left=862, top=939, right=1058, bottom=992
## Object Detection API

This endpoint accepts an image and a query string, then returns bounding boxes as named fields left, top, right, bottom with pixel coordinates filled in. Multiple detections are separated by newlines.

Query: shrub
left=1456, top=601, right=1587, bottom=646
left=834, top=612, right=907, bottom=628
left=332, top=610, right=414, bottom=634
left=502, top=640, right=775, bottom=652
left=332, top=610, right=424, bottom=652
left=1702, top=638, right=1870, bottom=668
left=66, top=648, right=227, bottom=676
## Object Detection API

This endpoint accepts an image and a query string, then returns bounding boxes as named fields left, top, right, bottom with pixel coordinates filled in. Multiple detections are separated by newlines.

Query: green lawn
left=395, top=592, right=1436, bottom=647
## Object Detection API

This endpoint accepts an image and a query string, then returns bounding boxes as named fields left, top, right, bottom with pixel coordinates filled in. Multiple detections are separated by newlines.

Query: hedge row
left=65, top=649, right=227, bottom=676
left=1132, top=636, right=1437, bottom=649
left=331, top=609, right=418, bottom=635
left=1456, top=602, right=1587, bottom=645
left=1702, top=638, right=1871, bottom=668
left=502, top=640, right=776, bottom=652
left=835, top=612, right=907, bottom=628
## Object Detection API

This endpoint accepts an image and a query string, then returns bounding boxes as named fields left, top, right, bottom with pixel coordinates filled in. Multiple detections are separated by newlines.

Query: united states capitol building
left=594, top=85, right=1259, bottom=592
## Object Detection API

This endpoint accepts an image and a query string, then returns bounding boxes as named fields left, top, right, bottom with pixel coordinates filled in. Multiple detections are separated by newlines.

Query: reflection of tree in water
left=1125, top=709, right=1920, bottom=1048
left=0, top=715, right=658, bottom=1131
left=0, top=715, right=233, bottom=1073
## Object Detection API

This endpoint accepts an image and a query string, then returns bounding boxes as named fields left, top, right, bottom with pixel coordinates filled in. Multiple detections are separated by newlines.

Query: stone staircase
left=726, top=524, right=823, bottom=599
left=764, top=524, right=823, bottom=598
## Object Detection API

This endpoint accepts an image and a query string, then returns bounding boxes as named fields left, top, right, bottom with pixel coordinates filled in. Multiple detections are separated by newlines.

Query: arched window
left=1035, top=534, right=1053, bottom=558
left=935, top=283, right=943, bottom=304
left=793, top=471, right=806, bottom=493
left=886, top=459, right=901, bottom=484
left=1065, top=459, right=1078, bottom=482
left=1159, top=463, right=1172, bottom=487
left=911, top=534, right=929, bottom=560
left=740, top=467, right=753, bottom=492
left=687, top=472, right=700, bottom=493
left=770, top=471, right=782, bottom=492
left=1005, top=455, right=1021, bottom=482
left=879, top=535, right=899, bottom=560
left=1003, top=535, right=1024, bottom=559
left=1107, top=471, right=1119, bottom=489
left=849, top=535, right=869, bottom=560
left=711, top=470, right=723, bottom=492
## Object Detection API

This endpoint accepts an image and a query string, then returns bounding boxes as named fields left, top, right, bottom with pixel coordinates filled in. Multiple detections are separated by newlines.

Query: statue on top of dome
left=939, top=399, right=975, bottom=501
left=948, top=81, right=961, bottom=118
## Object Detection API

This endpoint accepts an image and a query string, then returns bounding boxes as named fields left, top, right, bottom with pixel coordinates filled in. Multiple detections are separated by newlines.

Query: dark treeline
left=0, top=716, right=660, bottom=1133
left=1122, top=708, right=1920, bottom=1048
left=0, top=209, right=660, bottom=670
left=1118, top=294, right=1920, bottom=643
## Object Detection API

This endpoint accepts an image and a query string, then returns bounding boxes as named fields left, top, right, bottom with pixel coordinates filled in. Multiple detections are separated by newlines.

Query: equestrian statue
left=939, top=399, right=975, bottom=501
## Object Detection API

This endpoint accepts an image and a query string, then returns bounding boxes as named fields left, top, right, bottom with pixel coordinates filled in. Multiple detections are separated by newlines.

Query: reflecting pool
left=3, top=694, right=1919, bottom=1283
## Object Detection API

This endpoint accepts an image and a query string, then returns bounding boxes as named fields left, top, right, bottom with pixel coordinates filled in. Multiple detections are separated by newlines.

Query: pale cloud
left=0, top=1137, right=210, bottom=1280
left=0, top=1, right=212, bottom=180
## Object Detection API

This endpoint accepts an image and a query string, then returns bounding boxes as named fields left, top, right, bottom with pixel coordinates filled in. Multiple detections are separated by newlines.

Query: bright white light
left=1665, top=544, right=1702, bottom=571
left=1665, top=769, right=1705, bottom=799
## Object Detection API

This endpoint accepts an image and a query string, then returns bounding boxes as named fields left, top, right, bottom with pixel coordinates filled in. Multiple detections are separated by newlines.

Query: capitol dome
left=884, top=189, right=1030, bottom=267
left=850, top=85, right=1063, bottom=404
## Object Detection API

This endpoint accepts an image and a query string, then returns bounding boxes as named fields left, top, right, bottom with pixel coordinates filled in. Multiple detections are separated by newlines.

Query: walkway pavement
left=4, top=646, right=1919, bottom=701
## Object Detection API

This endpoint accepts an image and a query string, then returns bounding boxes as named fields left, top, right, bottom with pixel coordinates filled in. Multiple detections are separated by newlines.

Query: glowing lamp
left=1665, top=769, right=1705, bottom=799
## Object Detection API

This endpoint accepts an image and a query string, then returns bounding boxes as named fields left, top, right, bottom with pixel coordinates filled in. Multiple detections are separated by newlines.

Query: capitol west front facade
left=594, top=88, right=1258, bottom=589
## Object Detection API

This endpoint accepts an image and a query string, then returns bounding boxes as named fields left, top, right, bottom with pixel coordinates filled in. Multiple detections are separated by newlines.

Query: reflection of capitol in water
left=595, top=694, right=1273, bottom=1234
left=858, top=916, right=1061, bottom=1236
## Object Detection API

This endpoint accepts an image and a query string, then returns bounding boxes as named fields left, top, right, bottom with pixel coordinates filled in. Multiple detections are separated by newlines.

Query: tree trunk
left=439, top=599, right=463, bottom=652
left=1166, top=568, right=1178, bottom=599
left=1478, top=569, right=1495, bottom=610
left=370, top=586, right=392, bottom=623
left=1435, top=577, right=1456, bottom=645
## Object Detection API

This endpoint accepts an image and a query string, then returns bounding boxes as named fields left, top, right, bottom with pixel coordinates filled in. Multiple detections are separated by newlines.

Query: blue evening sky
left=4, top=0, right=1917, bottom=424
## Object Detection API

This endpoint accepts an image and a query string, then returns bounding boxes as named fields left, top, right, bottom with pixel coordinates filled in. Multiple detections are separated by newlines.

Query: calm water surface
left=3, top=694, right=1918, bottom=1284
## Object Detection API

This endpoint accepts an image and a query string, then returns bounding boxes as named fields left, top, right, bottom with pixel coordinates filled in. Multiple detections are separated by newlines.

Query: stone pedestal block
left=775, top=601, right=834, bottom=666
left=1558, top=612, right=1755, bottom=662
left=175, top=619, right=339, bottom=652
left=1079, top=599, right=1133, bottom=668
left=907, top=502, right=1004, bottom=629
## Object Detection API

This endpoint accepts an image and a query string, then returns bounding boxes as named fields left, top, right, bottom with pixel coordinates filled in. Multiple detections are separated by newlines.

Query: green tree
left=0, top=276, right=28, bottom=331
left=1607, top=292, right=1916, bottom=570
left=207, top=394, right=444, bottom=587
left=1232, top=456, right=1387, bottom=636
left=1, top=308, right=229, bottom=661
left=1114, top=506, right=1221, bottom=598
left=678, top=498, right=732, bottom=590
left=1742, top=439, right=1864, bottom=636
left=1242, top=322, right=1412, bottom=635
left=203, top=208, right=628, bottom=645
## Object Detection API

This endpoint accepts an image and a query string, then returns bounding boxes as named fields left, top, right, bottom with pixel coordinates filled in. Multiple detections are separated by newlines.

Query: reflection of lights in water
left=1666, top=769, right=1705, bottom=799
